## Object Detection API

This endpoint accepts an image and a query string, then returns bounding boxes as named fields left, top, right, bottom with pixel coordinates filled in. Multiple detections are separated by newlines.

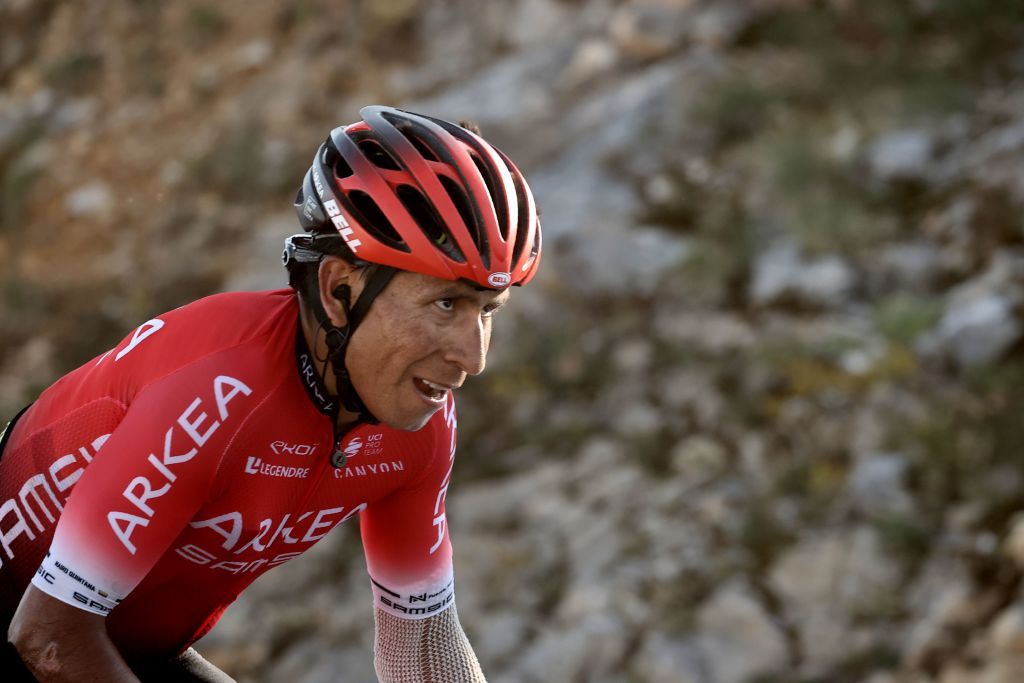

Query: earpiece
left=332, top=284, right=350, bottom=305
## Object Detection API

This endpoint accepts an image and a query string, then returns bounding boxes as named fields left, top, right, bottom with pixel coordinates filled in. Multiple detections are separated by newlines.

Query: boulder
left=696, top=579, right=788, bottom=683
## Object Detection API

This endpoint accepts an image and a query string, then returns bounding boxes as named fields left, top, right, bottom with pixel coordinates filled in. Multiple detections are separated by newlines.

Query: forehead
left=392, top=271, right=511, bottom=304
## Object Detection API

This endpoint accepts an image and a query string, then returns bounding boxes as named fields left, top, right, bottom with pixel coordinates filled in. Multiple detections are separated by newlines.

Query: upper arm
left=360, top=398, right=458, bottom=619
left=31, top=350, right=260, bottom=616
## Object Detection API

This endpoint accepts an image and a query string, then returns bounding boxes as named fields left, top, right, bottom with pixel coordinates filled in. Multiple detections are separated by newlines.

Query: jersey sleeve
left=359, top=396, right=458, bottom=620
left=30, top=349, right=260, bottom=616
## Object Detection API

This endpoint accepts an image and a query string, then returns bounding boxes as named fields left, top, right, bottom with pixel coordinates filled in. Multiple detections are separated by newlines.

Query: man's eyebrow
left=487, top=296, right=510, bottom=309
left=433, top=283, right=510, bottom=305
left=438, top=280, right=490, bottom=297
left=433, top=284, right=474, bottom=299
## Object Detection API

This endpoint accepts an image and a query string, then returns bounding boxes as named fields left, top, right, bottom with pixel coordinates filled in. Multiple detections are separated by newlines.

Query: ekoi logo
left=269, top=441, right=318, bottom=456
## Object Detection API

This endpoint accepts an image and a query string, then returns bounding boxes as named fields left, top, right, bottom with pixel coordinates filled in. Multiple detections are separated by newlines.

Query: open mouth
left=413, top=377, right=450, bottom=404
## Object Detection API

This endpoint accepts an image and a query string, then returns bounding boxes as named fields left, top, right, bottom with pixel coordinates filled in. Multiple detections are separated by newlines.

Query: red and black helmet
left=293, top=105, right=542, bottom=289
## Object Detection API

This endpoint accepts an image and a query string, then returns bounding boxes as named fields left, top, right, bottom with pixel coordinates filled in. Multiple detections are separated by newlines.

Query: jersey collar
left=294, top=323, right=338, bottom=420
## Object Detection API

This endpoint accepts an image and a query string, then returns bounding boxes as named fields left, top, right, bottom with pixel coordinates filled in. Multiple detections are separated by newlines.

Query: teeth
left=422, top=379, right=448, bottom=391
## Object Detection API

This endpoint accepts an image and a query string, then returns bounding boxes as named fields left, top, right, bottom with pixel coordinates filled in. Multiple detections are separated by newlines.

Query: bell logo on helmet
left=324, top=200, right=363, bottom=252
left=487, top=272, right=512, bottom=288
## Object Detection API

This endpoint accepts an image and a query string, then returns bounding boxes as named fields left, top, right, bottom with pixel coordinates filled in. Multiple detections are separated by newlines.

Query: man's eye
left=482, top=304, right=500, bottom=318
left=434, top=299, right=455, bottom=311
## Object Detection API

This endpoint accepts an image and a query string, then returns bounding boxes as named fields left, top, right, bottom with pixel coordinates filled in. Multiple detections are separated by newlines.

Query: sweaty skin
left=9, top=587, right=142, bottom=682
left=303, top=257, right=509, bottom=432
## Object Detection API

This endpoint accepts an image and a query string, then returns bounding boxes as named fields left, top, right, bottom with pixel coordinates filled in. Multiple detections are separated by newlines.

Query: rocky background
left=4, top=0, right=1024, bottom=681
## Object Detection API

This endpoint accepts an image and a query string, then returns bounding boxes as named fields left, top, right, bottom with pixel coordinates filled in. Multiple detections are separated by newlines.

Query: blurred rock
left=876, top=241, right=943, bottom=293
left=750, top=241, right=856, bottom=309
left=904, top=555, right=975, bottom=668
left=0, top=337, right=55, bottom=408
left=691, top=2, right=755, bottom=47
left=265, top=640, right=376, bottom=683
left=222, top=212, right=295, bottom=292
left=657, top=367, right=724, bottom=425
left=65, top=181, right=113, bottom=217
left=671, top=434, right=729, bottom=485
left=612, top=337, right=654, bottom=374
left=51, top=97, right=96, bottom=130
left=633, top=632, right=703, bottom=683
left=506, top=0, right=571, bottom=49
left=769, top=527, right=902, bottom=672
left=848, top=452, right=914, bottom=516
left=517, top=617, right=620, bottom=683
left=869, top=129, right=935, bottom=182
left=930, top=295, right=1021, bottom=368
left=233, top=40, right=273, bottom=72
left=612, top=400, right=662, bottom=436
left=560, top=38, right=619, bottom=90
left=920, top=252, right=1024, bottom=368
left=609, top=0, right=693, bottom=60
left=1004, top=515, right=1024, bottom=570
left=473, top=610, right=529, bottom=665
left=653, top=308, right=757, bottom=352
left=992, top=603, right=1024, bottom=655
left=696, top=579, right=788, bottom=683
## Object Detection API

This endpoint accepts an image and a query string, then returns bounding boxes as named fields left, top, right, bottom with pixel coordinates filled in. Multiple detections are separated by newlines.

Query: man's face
left=345, top=270, right=510, bottom=431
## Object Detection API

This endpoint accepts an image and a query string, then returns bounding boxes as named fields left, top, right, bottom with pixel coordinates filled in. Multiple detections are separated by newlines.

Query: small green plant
left=873, top=294, right=943, bottom=345
left=186, top=5, right=228, bottom=48
left=43, top=51, right=102, bottom=94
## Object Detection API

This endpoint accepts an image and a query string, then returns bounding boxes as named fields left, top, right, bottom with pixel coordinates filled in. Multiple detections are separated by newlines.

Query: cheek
left=482, top=318, right=494, bottom=351
left=366, top=316, right=438, bottom=368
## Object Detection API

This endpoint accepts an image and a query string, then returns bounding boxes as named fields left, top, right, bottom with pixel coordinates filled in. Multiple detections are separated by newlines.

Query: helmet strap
left=310, top=265, right=397, bottom=427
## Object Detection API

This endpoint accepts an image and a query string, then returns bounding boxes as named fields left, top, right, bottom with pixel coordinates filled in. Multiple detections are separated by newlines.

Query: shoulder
left=159, top=289, right=296, bottom=338
left=107, top=289, right=296, bottom=364
left=52, top=288, right=300, bottom=406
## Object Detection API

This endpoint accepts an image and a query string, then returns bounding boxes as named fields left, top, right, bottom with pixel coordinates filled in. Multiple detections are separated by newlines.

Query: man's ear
left=318, top=257, right=359, bottom=327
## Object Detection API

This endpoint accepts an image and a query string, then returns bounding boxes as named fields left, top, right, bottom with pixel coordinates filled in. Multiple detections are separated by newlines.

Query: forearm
left=9, top=586, right=139, bottom=682
left=374, top=604, right=487, bottom=683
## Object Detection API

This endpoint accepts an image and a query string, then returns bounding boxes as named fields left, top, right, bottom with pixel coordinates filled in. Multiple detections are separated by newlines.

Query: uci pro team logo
left=344, top=434, right=384, bottom=460
left=344, top=438, right=364, bottom=459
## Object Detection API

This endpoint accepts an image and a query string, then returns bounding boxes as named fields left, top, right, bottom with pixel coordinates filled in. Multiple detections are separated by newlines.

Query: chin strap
left=312, top=265, right=397, bottom=427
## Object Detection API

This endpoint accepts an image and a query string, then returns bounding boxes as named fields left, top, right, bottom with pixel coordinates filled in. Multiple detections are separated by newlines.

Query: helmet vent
left=348, top=190, right=408, bottom=250
left=397, top=185, right=466, bottom=263
left=334, top=155, right=354, bottom=179
left=439, top=175, right=487, bottom=262
left=404, top=131, right=440, bottom=162
left=357, top=138, right=401, bottom=171
left=470, top=153, right=508, bottom=240
left=382, top=110, right=440, bottom=162
left=506, top=158, right=532, bottom=265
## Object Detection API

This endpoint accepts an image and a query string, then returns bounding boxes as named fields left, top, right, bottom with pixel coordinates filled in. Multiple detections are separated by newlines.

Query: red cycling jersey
left=0, top=289, right=457, bottom=658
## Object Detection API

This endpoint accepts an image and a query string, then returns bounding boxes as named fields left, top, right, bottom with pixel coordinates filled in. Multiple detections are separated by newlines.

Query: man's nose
left=444, top=314, right=487, bottom=376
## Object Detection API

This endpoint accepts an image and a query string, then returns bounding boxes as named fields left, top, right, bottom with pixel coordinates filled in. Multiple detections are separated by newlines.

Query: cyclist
left=0, top=105, right=541, bottom=682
